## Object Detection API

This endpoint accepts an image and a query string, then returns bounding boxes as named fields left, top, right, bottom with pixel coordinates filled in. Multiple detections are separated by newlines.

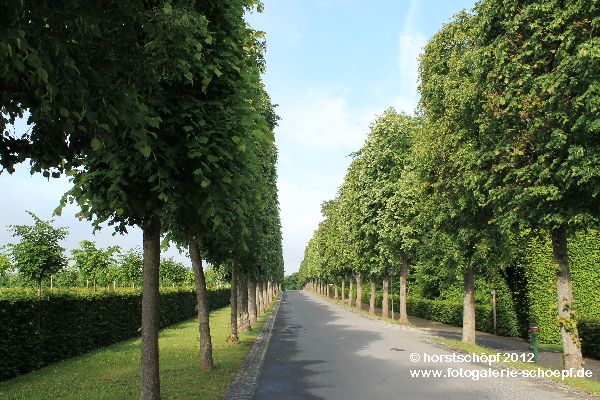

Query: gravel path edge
left=223, top=295, right=282, bottom=400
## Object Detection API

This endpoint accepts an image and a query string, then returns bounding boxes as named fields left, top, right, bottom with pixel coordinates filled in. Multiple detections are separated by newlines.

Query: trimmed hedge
left=0, top=287, right=229, bottom=381
left=579, top=318, right=600, bottom=360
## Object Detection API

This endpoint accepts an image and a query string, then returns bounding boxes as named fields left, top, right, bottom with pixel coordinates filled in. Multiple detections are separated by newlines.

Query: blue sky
left=0, top=0, right=475, bottom=275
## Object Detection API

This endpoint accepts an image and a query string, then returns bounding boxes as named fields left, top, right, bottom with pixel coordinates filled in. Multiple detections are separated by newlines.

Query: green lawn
left=0, top=304, right=274, bottom=399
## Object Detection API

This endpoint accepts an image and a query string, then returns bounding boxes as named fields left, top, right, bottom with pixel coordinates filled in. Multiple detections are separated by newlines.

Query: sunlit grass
left=0, top=302, right=275, bottom=400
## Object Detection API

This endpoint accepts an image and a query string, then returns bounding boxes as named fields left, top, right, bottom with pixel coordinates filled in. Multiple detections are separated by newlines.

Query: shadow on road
left=255, top=291, right=385, bottom=399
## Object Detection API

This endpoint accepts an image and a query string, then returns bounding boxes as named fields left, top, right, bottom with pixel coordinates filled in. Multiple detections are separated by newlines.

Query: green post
left=529, top=324, right=539, bottom=365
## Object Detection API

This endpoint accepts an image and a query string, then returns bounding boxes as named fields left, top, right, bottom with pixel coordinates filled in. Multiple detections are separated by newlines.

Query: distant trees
left=283, top=272, right=302, bottom=290
left=71, top=240, right=120, bottom=291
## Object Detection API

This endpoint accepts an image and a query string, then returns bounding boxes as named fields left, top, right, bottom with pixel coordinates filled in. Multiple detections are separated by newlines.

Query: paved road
left=255, top=291, right=585, bottom=400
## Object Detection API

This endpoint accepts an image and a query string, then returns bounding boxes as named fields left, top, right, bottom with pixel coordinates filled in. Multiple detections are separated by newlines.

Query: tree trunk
left=462, top=265, right=476, bottom=344
left=399, top=253, right=409, bottom=324
left=326, top=282, right=330, bottom=298
left=349, top=274, right=354, bottom=307
left=341, top=275, right=346, bottom=303
left=238, top=275, right=250, bottom=331
left=263, top=280, right=268, bottom=308
left=382, top=275, right=389, bottom=319
left=369, top=275, right=376, bottom=314
left=334, top=282, right=338, bottom=300
left=356, top=272, right=363, bottom=309
left=230, top=264, right=239, bottom=344
left=248, top=279, right=257, bottom=325
left=258, top=281, right=264, bottom=315
left=551, top=226, right=583, bottom=370
left=141, top=215, right=161, bottom=400
left=188, top=234, right=213, bottom=370
left=93, top=279, right=96, bottom=292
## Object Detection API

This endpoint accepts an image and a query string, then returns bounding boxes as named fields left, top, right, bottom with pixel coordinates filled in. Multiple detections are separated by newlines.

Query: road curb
left=223, top=295, right=282, bottom=400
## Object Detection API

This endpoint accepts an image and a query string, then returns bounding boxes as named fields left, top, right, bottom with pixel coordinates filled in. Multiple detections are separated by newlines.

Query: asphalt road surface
left=255, top=290, right=583, bottom=400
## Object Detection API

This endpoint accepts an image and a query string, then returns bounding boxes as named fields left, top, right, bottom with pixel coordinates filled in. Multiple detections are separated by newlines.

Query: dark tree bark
left=230, top=264, right=239, bottom=344
left=551, top=226, right=583, bottom=370
left=369, top=275, right=376, bottom=314
left=188, top=234, right=213, bottom=370
left=382, top=275, right=389, bottom=319
left=258, top=280, right=264, bottom=315
left=248, top=279, right=257, bottom=325
left=462, top=265, right=476, bottom=344
left=349, top=274, right=354, bottom=307
left=356, top=272, right=363, bottom=309
left=141, top=215, right=161, bottom=400
left=238, top=274, right=250, bottom=331
left=399, top=253, right=409, bottom=324
left=264, top=280, right=268, bottom=308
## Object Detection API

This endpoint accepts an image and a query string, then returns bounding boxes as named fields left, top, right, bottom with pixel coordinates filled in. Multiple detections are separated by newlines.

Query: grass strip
left=0, top=302, right=275, bottom=400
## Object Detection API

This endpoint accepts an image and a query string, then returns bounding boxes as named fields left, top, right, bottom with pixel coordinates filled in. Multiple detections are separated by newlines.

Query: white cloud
left=398, top=33, right=427, bottom=87
left=276, top=88, right=373, bottom=151
left=396, top=0, right=426, bottom=111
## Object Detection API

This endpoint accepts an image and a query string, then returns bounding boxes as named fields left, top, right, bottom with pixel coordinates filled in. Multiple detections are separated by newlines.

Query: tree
left=0, top=248, right=12, bottom=288
left=204, top=265, right=228, bottom=289
left=417, top=11, right=510, bottom=344
left=159, top=258, right=187, bottom=287
left=119, top=248, right=143, bottom=289
left=473, top=0, right=600, bottom=369
left=71, top=240, right=119, bottom=291
left=7, top=212, right=68, bottom=294
left=359, top=109, right=420, bottom=322
left=283, top=272, right=302, bottom=290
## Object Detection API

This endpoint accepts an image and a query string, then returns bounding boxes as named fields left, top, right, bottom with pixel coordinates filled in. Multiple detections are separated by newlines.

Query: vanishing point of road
left=255, top=290, right=583, bottom=400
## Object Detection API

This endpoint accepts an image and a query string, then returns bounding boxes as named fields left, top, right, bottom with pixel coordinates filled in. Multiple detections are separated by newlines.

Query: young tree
left=159, top=258, right=187, bottom=287
left=8, top=212, right=68, bottom=294
left=71, top=240, right=119, bottom=291
left=0, top=249, right=13, bottom=288
left=119, top=248, right=143, bottom=289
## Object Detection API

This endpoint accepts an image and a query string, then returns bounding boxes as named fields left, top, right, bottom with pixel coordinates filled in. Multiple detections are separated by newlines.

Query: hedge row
left=0, top=287, right=230, bottom=381
left=520, top=231, right=600, bottom=344
left=403, top=296, right=599, bottom=360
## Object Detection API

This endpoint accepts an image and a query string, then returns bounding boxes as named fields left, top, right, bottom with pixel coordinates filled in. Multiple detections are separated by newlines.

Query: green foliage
left=118, top=248, right=143, bottom=288
left=283, top=272, right=303, bottom=290
left=71, top=240, right=119, bottom=287
left=404, top=296, right=519, bottom=337
left=518, top=230, right=600, bottom=344
left=579, top=318, right=600, bottom=360
left=204, top=265, right=229, bottom=290
left=475, top=0, right=600, bottom=233
left=159, top=258, right=188, bottom=287
left=0, top=287, right=230, bottom=381
left=7, top=212, right=68, bottom=287
left=0, top=250, right=12, bottom=288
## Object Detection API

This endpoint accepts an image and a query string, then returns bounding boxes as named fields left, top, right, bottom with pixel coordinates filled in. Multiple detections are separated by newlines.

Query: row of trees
left=0, top=212, right=232, bottom=291
left=300, top=0, right=598, bottom=372
left=1, top=1, right=284, bottom=398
